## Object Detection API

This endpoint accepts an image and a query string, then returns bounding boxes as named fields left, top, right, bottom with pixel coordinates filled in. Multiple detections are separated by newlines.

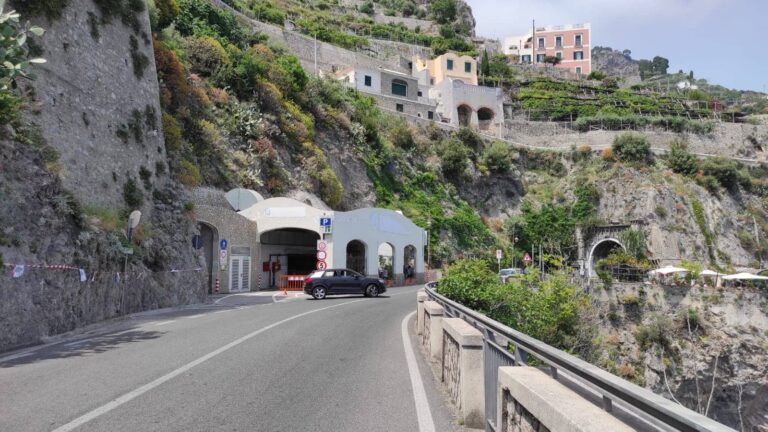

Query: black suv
left=303, top=269, right=387, bottom=299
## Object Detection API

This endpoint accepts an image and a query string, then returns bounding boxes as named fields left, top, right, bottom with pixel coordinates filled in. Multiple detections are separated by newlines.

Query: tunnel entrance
left=588, top=239, right=625, bottom=277
left=260, top=228, right=320, bottom=288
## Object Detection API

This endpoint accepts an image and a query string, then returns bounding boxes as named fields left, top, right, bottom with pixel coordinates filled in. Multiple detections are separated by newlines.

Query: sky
left=463, top=0, right=767, bottom=92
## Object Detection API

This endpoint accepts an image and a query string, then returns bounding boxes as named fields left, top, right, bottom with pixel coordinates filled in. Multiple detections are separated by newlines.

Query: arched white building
left=192, top=189, right=426, bottom=293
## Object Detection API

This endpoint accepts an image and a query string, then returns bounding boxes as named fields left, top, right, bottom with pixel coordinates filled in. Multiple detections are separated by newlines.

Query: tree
left=651, top=56, right=669, bottom=75
left=431, top=0, right=457, bottom=24
left=622, top=49, right=632, bottom=58
left=543, top=55, right=561, bottom=67
left=480, top=49, right=490, bottom=76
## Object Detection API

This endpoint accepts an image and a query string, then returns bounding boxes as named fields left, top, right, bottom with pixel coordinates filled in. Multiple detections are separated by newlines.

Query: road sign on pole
left=316, top=261, right=327, bottom=270
left=317, top=250, right=327, bottom=260
left=317, top=240, right=327, bottom=251
left=523, top=252, right=532, bottom=264
left=496, top=249, right=502, bottom=272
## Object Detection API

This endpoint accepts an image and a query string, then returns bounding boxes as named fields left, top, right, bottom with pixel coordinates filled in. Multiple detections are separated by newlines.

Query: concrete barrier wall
left=497, top=367, right=636, bottom=432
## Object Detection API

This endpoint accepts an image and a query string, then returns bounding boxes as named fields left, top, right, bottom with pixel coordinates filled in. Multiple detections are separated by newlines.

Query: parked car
left=499, top=268, right=524, bottom=283
left=304, top=269, right=387, bottom=299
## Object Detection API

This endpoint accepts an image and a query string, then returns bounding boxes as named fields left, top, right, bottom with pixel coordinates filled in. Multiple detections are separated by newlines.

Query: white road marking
left=401, top=311, right=436, bottom=432
left=153, top=320, right=175, bottom=327
left=185, top=315, right=204, bottom=320
left=51, top=298, right=366, bottom=432
left=63, top=340, right=89, bottom=347
left=0, top=351, right=33, bottom=362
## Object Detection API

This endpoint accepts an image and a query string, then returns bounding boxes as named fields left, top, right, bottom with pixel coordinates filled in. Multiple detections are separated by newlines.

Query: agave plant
left=0, top=0, right=46, bottom=90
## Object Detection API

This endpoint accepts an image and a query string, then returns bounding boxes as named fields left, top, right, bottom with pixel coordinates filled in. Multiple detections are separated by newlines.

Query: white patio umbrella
left=649, top=266, right=688, bottom=275
left=700, top=269, right=725, bottom=277
left=722, top=273, right=768, bottom=280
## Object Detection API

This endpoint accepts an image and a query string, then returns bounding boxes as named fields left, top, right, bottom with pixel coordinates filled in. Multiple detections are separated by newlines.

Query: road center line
left=51, top=299, right=365, bottom=432
left=401, top=311, right=436, bottom=432
left=153, top=320, right=175, bottom=327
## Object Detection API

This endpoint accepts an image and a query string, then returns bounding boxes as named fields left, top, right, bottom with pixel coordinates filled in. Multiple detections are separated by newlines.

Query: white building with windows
left=192, top=188, right=427, bottom=293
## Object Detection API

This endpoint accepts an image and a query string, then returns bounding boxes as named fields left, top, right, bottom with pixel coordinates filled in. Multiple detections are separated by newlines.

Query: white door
left=229, top=255, right=251, bottom=292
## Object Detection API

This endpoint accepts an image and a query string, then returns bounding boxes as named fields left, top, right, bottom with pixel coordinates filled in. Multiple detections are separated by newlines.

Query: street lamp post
left=512, top=236, right=518, bottom=268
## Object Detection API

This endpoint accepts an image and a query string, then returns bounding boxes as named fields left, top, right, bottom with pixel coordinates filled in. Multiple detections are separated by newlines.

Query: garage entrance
left=260, top=228, right=320, bottom=288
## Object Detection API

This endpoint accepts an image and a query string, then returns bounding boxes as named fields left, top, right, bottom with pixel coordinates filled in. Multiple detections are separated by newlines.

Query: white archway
left=587, top=238, right=625, bottom=277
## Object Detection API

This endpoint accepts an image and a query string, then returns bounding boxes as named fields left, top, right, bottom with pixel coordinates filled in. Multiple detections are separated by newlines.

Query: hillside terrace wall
left=211, top=0, right=411, bottom=75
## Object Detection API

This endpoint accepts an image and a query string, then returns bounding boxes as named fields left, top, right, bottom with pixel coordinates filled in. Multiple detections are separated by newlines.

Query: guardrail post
left=416, top=289, right=427, bottom=335
left=442, top=318, right=485, bottom=428
left=423, top=300, right=444, bottom=364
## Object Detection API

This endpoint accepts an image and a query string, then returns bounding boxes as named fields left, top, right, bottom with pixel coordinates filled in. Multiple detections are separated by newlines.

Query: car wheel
left=365, top=284, right=379, bottom=298
left=312, top=286, right=327, bottom=300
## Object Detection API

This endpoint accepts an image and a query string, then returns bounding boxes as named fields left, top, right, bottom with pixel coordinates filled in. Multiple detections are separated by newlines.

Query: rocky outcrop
left=592, top=46, right=641, bottom=82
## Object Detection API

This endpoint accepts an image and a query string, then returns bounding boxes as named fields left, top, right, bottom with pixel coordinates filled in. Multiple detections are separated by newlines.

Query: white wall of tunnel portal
left=233, top=197, right=426, bottom=289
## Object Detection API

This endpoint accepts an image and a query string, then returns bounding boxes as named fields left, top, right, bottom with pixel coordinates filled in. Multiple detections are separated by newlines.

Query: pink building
left=504, top=23, right=592, bottom=76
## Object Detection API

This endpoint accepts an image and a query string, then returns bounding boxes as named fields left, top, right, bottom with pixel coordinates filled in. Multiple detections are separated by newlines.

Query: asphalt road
left=0, top=286, right=468, bottom=432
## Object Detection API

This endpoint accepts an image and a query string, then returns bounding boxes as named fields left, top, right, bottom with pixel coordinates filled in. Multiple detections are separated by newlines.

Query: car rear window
left=309, top=271, right=324, bottom=278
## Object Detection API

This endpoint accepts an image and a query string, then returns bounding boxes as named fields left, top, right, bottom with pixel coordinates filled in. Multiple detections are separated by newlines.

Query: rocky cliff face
left=0, top=0, right=204, bottom=352
left=592, top=46, right=641, bottom=81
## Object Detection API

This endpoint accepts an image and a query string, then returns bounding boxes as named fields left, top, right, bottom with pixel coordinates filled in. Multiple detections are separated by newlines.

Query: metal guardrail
left=424, top=282, right=736, bottom=432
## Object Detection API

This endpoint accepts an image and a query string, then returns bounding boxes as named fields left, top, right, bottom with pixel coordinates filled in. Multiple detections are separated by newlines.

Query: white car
left=499, top=268, right=524, bottom=283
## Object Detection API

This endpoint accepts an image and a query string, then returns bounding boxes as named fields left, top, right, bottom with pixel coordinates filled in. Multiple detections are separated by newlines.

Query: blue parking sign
left=220, top=239, right=228, bottom=250
left=320, top=217, right=332, bottom=227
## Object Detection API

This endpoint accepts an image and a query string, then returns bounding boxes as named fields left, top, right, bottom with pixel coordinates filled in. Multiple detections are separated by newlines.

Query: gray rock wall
left=25, top=0, right=166, bottom=212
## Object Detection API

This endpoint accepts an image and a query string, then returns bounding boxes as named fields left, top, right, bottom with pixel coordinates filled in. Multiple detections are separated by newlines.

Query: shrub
left=612, top=133, right=651, bottom=164
left=654, top=205, right=668, bottom=218
left=10, top=0, right=69, bottom=20
left=635, top=315, right=672, bottom=350
left=666, top=138, right=698, bottom=176
left=482, top=141, right=512, bottom=172
left=587, top=70, right=607, bottom=80
left=156, top=0, right=179, bottom=28
left=176, top=158, right=201, bottom=186
left=601, top=147, right=614, bottom=161
left=389, top=120, right=415, bottom=149
left=123, top=178, right=144, bottom=208
left=311, top=167, right=344, bottom=208
left=439, top=137, right=470, bottom=178
left=359, top=1, right=374, bottom=15
left=162, top=112, right=182, bottom=152
left=174, top=0, right=245, bottom=47
left=620, top=228, right=646, bottom=259
left=0, top=92, right=20, bottom=125
left=251, top=0, right=285, bottom=26
left=185, top=36, right=230, bottom=76
left=700, top=157, right=741, bottom=189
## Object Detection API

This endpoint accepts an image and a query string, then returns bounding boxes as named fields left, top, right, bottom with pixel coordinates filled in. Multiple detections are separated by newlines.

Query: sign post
left=496, top=249, right=502, bottom=273
left=316, top=240, right=328, bottom=271
left=219, top=239, right=228, bottom=271
left=319, top=217, right=332, bottom=234
left=523, top=252, right=532, bottom=267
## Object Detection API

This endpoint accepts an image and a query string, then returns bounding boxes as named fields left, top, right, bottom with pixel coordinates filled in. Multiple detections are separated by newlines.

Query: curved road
left=0, top=286, right=467, bottom=432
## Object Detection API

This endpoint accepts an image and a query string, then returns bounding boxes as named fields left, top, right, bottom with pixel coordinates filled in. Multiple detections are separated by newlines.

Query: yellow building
left=412, top=52, right=478, bottom=86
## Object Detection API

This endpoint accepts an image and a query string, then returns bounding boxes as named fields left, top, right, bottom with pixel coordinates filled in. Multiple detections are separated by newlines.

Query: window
left=391, top=79, right=408, bottom=97
left=521, top=54, right=531, bottom=63
left=430, top=78, right=434, bottom=85
left=573, top=51, right=583, bottom=60
left=575, top=34, right=582, bottom=47
left=396, top=103, right=404, bottom=112
left=537, top=37, right=544, bottom=48
left=464, top=62, right=471, bottom=73
left=428, top=111, right=434, bottom=120
left=555, top=36, right=562, bottom=48
left=364, top=75, right=372, bottom=86
left=556, top=51, right=562, bottom=59
left=447, top=59, right=454, bottom=70
left=576, top=67, right=582, bottom=76
left=536, top=54, right=545, bottom=63
left=417, top=90, right=422, bottom=97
